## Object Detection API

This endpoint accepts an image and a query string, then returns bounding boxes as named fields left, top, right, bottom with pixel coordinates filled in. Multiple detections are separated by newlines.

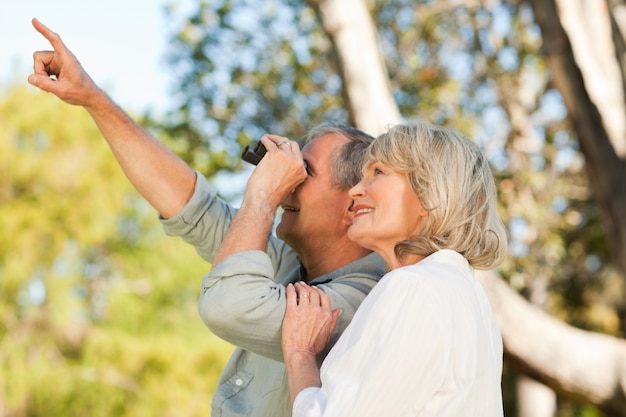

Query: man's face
left=276, top=134, right=354, bottom=251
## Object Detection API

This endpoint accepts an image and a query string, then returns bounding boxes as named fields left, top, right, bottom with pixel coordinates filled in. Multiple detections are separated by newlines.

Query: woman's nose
left=349, top=180, right=366, bottom=198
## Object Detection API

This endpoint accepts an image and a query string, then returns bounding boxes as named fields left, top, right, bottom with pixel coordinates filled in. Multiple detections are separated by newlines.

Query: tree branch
left=477, top=269, right=626, bottom=416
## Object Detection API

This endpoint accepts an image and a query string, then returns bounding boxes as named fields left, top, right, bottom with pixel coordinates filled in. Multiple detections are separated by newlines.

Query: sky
left=0, top=0, right=190, bottom=114
left=1, top=0, right=250, bottom=202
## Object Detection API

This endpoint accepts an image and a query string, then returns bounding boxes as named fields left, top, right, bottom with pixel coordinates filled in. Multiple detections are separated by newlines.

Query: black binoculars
left=241, top=141, right=267, bottom=165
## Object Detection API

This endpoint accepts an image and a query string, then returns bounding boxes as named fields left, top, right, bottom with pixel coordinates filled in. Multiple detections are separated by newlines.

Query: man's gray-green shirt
left=161, top=173, right=384, bottom=417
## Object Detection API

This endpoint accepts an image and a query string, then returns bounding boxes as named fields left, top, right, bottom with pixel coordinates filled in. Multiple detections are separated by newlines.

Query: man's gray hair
left=304, top=123, right=375, bottom=190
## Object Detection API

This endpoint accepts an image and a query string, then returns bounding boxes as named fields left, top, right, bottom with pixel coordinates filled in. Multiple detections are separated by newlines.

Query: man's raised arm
left=27, top=18, right=196, bottom=219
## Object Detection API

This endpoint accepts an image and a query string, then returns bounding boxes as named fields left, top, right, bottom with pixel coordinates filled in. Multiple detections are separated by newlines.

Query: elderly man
left=29, top=18, right=384, bottom=417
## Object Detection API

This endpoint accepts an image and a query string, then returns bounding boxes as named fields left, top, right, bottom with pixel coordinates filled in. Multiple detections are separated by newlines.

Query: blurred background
left=1, top=0, right=625, bottom=416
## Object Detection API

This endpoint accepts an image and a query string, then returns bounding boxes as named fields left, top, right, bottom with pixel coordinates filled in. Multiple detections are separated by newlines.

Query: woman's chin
left=347, top=226, right=367, bottom=247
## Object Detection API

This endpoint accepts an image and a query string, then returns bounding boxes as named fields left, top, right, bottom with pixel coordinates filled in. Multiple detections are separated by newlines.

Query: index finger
left=261, top=134, right=302, bottom=153
left=263, top=134, right=289, bottom=147
left=285, top=283, right=297, bottom=309
left=32, top=18, right=66, bottom=52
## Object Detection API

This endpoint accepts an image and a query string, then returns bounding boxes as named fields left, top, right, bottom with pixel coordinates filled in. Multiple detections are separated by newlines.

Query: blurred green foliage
left=0, top=86, right=233, bottom=416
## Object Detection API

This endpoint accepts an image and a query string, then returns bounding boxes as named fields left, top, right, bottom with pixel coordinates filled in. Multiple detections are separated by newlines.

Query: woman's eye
left=304, top=160, right=312, bottom=175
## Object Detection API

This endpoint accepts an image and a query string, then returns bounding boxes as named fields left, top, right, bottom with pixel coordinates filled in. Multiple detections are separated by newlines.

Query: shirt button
left=235, top=378, right=243, bottom=386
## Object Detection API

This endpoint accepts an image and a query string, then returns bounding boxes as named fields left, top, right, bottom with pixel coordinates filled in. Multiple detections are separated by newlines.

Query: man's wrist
left=239, top=193, right=278, bottom=221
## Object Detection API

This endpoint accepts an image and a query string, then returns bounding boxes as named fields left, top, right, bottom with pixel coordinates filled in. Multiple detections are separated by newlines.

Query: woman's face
left=348, top=160, right=428, bottom=269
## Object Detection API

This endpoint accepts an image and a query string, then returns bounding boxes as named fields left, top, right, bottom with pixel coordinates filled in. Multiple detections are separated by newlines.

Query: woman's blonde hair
left=367, top=121, right=508, bottom=270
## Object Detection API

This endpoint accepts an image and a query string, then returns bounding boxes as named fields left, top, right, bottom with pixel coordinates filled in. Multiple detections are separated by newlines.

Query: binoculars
left=241, top=141, right=267, bottom=165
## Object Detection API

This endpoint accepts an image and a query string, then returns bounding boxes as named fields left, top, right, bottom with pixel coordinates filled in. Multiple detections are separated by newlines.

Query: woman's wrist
left=286, top=349, right=317, bottom=367
left=285, top=349, right=322, bottom=403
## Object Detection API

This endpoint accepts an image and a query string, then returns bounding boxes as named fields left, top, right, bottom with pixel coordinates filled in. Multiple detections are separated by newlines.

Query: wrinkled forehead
left=303, top=133, right=349, bottom=150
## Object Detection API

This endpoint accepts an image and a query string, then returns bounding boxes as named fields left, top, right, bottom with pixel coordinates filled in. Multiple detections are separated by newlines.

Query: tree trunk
left=516, top=275, right=557, bottom=417
left=556, top=0, right=626, bottom=156
left=306, top=0, right=401, bottom=135
left=517, top=375, right=557, bottom=417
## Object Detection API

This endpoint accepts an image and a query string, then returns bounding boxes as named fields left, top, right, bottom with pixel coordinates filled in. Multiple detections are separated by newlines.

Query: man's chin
left=275, top=222, right=290, bottom=241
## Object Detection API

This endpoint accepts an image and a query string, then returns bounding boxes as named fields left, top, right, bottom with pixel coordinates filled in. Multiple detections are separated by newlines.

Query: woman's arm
left=282, top=283, right=342, bottom=403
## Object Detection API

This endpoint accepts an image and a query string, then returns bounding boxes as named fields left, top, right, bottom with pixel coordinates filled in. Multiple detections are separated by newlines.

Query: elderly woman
left=281, top=121, right=508, bottom=417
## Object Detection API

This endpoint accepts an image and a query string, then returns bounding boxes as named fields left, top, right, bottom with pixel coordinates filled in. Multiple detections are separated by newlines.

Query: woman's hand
left=282, top=282, right=342, bottom=362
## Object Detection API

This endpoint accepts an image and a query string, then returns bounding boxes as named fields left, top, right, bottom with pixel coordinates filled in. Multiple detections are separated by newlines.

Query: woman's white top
left=293, top=249, right=504, bottom=417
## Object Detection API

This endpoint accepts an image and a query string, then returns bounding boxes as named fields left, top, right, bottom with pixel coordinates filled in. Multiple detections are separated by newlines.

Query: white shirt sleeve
left=293, top=387, right=328, bottom=417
